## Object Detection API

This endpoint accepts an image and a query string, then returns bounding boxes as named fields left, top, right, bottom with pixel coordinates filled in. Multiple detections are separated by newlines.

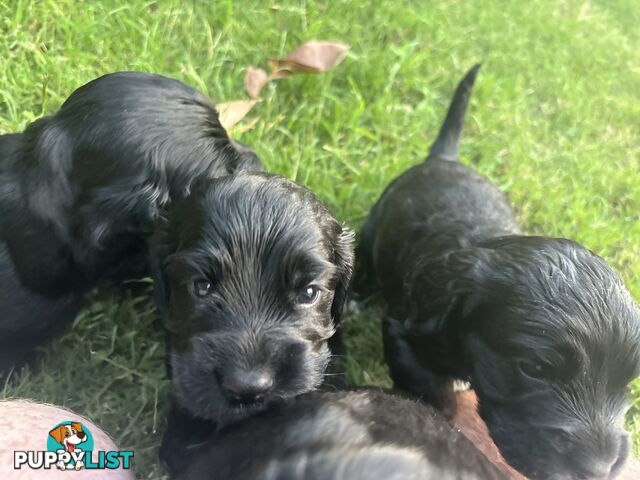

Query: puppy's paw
left=385, top=316, right=406, bottom=336
left=75, top=461, right=84, bottom=470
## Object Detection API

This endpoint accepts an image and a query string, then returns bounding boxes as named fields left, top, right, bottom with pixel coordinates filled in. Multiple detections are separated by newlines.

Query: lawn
left=1, top=0, right=639, bottom=478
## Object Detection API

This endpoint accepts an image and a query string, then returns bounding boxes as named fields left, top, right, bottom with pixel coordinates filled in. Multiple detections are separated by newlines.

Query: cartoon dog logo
left=48, top=422, right=88, bottom=470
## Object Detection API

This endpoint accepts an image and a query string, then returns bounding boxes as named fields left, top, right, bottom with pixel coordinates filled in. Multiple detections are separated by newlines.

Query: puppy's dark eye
left=296, top=285, right=320, bottom=306
left=193, top=279, right=213, bottom=297
left=518, top=360, right=552, bottom=380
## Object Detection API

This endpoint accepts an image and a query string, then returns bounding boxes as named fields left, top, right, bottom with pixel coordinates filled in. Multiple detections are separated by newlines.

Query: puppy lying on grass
left=181, top=389, right=504, bottom=480
left=151, top=172, right=354, bottom=476
left=0, top=72, right=261, bottom=371
left=356, top=65, right=640, bottom=479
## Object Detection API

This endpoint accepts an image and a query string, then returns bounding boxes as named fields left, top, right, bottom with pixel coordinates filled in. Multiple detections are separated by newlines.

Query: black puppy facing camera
left=151, top=172, right=355, bottom=475
left=358, top=65, right=640, bottom=480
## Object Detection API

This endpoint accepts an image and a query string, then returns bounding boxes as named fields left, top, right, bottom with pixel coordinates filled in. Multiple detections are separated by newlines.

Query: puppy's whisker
left=185, top=441, right=209, bottom=451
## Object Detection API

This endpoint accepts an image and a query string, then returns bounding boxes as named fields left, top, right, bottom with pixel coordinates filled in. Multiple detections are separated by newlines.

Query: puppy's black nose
left=221, top=369, right=274, bottom=404
left=572, top=449, right=620, bottom=480
left=77, top=432, right=86, bottom=440
left=572, top=430, right=629, bottom=480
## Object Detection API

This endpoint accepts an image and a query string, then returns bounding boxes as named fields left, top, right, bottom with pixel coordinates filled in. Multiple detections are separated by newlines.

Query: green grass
left=1, top=0, right=639, bottom=477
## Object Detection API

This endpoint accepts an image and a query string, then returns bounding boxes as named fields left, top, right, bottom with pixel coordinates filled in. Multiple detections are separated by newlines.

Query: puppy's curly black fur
left=151, top=172, right=354, bottom=476
left=357, top=65, right=640, bottom=480
left=182, top=389, right=505, bottom=480
left=0, top=72, right=262, bottom=370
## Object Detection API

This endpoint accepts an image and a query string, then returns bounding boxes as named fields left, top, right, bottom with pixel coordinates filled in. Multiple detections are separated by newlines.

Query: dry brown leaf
left=268, top=68, right=294, bottom=80
left=454, top=391, right=528, bottom=479
left=268, top=41, right=349, bottom=74
left=244, top=66, right=269, bottom=99
left=234, top=116, right=260, bottom=134
left=217, top=99, right=258, bottom=130
left=221, top=40, right=348, bottom=129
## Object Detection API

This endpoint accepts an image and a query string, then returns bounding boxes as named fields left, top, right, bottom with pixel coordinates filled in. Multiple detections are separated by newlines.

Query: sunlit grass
left=1, top=1, right=639, bottom=477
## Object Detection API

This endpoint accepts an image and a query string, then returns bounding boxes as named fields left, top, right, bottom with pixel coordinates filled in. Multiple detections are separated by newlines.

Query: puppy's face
left=152, top=173, right=354, bottom=423
left=409, top=237, right=640, bottom=480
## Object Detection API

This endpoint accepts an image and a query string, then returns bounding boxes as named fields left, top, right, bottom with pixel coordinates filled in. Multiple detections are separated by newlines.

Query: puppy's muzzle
left=569, top=430, right=630, bottom=480
left=536, top=424, right=630, bottom=480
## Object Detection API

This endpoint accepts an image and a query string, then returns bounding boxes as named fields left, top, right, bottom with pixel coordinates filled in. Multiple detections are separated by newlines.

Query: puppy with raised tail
left=357, top=65, right=640, bottom=480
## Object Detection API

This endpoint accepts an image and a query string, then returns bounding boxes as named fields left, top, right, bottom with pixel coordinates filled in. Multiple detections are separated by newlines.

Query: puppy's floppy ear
left=149, top=215, right=176, bottom=313
left=405, top=247, right=497, bottom=335
left=331, top=227, right=355, bottom=325
left=49, top=426, right=66, bottom=444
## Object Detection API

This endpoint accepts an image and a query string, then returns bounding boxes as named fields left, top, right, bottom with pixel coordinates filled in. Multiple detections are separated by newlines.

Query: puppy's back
left=5, top=72, right=261, bottom=287
left=358, top=66, right=520, bottom=303
left=0, top=132, right=23, bottom=225
left=184, top=390, right=504, bottom=480
left=260, top=446, right=447, bottom=480
left=53, top=72, right=235, bottom=186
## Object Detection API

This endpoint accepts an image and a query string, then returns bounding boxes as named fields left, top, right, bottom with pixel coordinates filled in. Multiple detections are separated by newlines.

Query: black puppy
left=0, top=72, right=261, bottom=370
left=357, top=65, right=640, bottom=480
left=182, top=389, right=504, bottom=480
left=151, top=172, right=354, bottom=475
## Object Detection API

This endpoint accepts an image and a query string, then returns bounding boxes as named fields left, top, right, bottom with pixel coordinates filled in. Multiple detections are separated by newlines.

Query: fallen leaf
left=220, top=40, right=348, bottom=129
left=244, top=66, right=269, bottom=99
left=454, top=391, right=527, bottom=479
left=217, top=99, right=258, bottom=130
left=234, top=116, right=260, bottom=134
left=268, top=68, right=295, bottom=80
left=268, top=41, right=349, bottom=74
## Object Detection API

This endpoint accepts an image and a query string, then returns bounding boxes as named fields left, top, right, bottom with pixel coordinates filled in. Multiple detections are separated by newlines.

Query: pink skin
left=0, top=400, right=135, bottom=479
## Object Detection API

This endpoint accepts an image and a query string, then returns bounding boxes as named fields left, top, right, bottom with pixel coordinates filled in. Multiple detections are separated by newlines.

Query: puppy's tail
left=427, top=63, right=481, bottom=162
